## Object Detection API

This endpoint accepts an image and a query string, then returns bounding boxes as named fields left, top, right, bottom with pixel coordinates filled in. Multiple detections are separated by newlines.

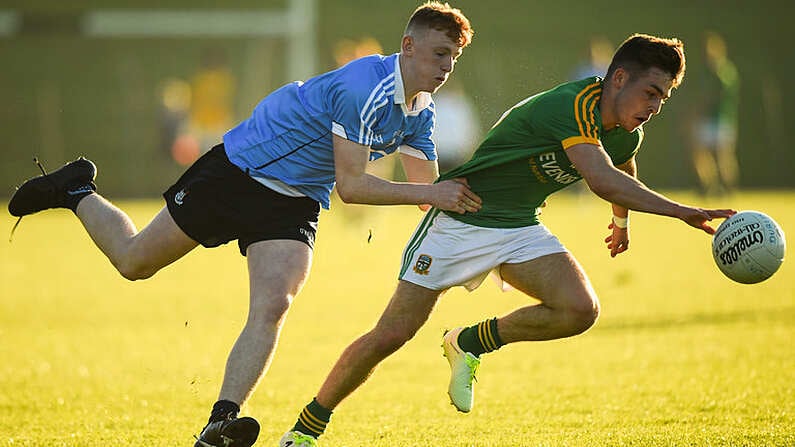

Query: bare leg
left=218, top=239, right=313, bottom=405
left=75, top=195, right=198, bottom=280
left=691, top=147, right=719, bottom=195
left=497, top=252, right=600, bottom=342
left=716, top=145, right=739, bottom=193
left=315, top=280, right=442, bottom=410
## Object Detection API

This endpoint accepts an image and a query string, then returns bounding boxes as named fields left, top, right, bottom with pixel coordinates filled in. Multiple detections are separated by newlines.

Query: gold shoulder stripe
left=580, top=89, right=600, bottom=140
left=587, top=93, right=601, bottom=139
left=562, top=135, right=600, bottom=149
left=574, top=82, right=602, bottom=141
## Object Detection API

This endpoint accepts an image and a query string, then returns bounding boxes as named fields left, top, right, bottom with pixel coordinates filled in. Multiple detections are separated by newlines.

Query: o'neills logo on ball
left=413, top=254, right=433, bottom=275
left=716, top=221, right=764, bottom=266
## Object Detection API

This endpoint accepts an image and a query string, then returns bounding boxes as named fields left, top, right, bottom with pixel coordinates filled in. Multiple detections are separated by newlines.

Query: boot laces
left=9, top=157, right=50, bottom=242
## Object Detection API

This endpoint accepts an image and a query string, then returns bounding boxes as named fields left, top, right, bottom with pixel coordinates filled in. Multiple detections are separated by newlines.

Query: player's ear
left=611, top=67, right=629, bottom=89
left=401, top=35, right=414, bottom=55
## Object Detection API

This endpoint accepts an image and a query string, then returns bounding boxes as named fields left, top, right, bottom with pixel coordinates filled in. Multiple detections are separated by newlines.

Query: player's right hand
left=677, top=207, right=736, bottom=234
left=432, top=178, right=482, bottom=214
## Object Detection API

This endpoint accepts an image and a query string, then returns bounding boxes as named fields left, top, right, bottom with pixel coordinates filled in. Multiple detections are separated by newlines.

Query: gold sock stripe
left=477, top=322, right=489, bottom=351
left=301, top=408, right=326, bottom=429
left=478, top=320, right=496, bottom=352
left=299, top=408, right=326, bottom=433
left=485, top=320, right=498, bottom=351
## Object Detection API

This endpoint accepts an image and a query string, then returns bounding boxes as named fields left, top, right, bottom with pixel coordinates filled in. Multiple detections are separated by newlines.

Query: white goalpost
left=80, top=0, right=317, bottom=81
left=0, top=1, right=318, bottom=195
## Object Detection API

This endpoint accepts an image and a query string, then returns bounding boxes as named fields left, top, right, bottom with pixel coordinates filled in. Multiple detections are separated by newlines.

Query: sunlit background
left=1, top=0, right=793, bottom=198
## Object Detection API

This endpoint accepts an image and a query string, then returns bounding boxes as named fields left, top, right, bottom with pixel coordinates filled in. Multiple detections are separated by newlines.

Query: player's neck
left=398, top=54, right=421, bottom=105
left=598, top=95, right=619, bottom=130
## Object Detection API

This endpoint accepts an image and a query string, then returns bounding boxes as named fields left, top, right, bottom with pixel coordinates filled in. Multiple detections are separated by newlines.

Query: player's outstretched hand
left=605, top=222, right=630, bottom=257
left=431, top=178, right=482, bottom=214
left=677, top=207, right=736, bottom=234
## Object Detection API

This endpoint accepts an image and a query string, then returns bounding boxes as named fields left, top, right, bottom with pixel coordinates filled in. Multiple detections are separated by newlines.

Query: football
left=712, top=210, right=786, bottom=284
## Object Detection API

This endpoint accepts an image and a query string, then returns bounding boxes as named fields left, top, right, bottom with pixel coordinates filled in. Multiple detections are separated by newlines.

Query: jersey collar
left=394, top=54, right=432, bottom=116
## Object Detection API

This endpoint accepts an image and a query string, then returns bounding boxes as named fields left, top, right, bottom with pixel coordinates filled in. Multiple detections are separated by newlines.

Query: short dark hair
left=405, top=2, right=474, bottom=48
left=606, top=33, right=686, bottom=88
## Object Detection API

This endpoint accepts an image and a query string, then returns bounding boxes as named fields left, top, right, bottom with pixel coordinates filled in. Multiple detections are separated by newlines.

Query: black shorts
left=164, top=144, right=320, bottom=256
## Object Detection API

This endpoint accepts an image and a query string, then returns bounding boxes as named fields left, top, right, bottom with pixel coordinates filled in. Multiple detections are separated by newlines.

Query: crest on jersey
left=413, top=254, right=433, bottom=275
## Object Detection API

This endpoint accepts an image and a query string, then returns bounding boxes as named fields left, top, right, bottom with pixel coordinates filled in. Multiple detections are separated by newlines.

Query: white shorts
left=398, top=210, right=568, bottom=291
left=696, top=120, right=737, bottom=150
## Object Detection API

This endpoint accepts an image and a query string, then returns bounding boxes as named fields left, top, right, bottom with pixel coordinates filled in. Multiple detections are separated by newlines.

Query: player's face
left=403, top=28, right=463, bottom=94
left=613, top=67, right=673, bottom=132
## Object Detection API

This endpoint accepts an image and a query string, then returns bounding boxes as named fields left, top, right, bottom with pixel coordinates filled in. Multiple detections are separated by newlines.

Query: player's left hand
left=605, top=222, right=630, bottom=257
left=432, top=178, right=482, bottom=214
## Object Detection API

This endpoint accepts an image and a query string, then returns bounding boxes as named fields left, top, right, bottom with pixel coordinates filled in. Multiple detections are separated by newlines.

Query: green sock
left=292, top=398, right=332, bottom=438
left=457, top=318, right=504, bottom=357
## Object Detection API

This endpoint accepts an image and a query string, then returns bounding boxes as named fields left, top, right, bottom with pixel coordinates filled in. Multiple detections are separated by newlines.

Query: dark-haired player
left=280, top=34, right=735, bottom=447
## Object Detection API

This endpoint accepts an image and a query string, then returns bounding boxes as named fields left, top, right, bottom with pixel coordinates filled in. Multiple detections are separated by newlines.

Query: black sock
left=209, top=400, right=240, bottom=424
left=64, top=183, right=96, bottom=213
left=292, top=398, right=333, bottom=438
left=457, top=317, right=505, bottom=357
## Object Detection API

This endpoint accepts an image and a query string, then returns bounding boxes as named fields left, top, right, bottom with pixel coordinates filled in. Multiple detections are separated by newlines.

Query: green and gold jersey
left=439, top=77, right=643, bottom=228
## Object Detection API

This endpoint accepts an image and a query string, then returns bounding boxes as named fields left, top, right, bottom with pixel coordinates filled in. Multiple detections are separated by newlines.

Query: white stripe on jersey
left=358, top=74, right=396, bottom=146
left=362, top=79, right=395, bottom=146
left=398, top=145, right=430, bottom=160
left=331, top=121, right=348, bottom=139
left=363, top=94, right=390, bottom=145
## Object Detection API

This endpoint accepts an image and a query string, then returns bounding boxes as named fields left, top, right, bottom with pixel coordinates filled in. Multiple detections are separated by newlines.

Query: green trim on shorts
left=399, top=208, right=441, bottom=278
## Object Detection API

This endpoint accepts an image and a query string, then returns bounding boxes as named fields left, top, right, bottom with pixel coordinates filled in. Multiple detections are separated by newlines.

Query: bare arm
left=605, top=157, right=635, bottom=257
left=333, top=135, right=481, bottom=213
left=611, top=157, right=636, bottom=220
left=400, top=151, right=439, bottom=183
left=567, top=143, right=734, bottom=234
left=400, top=152, right=438, bottom=211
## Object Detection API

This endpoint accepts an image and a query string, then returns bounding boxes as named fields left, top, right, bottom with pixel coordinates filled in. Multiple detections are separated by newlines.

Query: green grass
left=1, top=191, right=793, bottom=446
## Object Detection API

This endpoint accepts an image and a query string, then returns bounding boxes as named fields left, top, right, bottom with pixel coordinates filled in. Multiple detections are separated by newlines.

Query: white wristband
left=612, top=215, right=629, bottom=229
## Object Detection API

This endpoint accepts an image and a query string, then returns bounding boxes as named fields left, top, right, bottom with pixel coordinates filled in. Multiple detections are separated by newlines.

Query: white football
left=712, top=210, right=786, bottom=284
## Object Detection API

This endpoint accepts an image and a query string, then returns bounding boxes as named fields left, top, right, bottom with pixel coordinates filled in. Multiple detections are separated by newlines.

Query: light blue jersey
left=223, top=53, right=437, bottom=209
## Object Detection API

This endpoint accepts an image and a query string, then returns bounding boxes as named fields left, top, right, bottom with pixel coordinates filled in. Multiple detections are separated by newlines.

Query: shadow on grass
left=595, top=306, right=795, bottom=332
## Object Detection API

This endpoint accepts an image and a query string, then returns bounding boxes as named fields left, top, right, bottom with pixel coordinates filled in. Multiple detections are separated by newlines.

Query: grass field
left=1, top=191, right=793, bottom=446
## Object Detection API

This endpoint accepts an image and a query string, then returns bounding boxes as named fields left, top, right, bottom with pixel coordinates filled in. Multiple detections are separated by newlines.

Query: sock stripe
left=476, top=322, right=485, bottom=350
left=488, top=317, right=504, bottom=349
left=478, top=321, right=496, bottom=351
left=477, top=322, right=487, bottom=351
left=298, top=418, right=323, bottom=435
left=486, top=319, right=498, bottom=350
left=292, top=398, right=333, bottom=439
left=299, top=409, right=326, bottom=433
left=459, top=318, right=504, bottom=357
left=299, top=413, right=324, bottom=432
left=307, top=406, right=330, bottom=426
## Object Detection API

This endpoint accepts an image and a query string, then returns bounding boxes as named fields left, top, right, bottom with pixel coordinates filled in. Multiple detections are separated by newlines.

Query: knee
left=565, top=295, right=600, bottom=336
left=247, top=294, right=292, bottom=328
